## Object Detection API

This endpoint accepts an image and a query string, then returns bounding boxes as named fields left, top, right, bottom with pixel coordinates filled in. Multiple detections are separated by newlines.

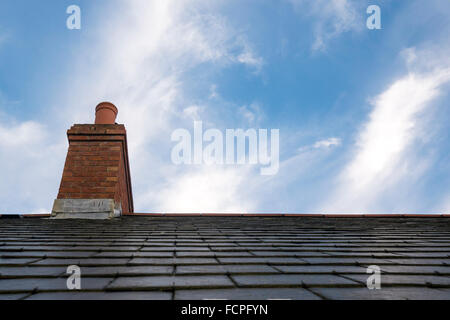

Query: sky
left=0, top=0, right=449, bottom=214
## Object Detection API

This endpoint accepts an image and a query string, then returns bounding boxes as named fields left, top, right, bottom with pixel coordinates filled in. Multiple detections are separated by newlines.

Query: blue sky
left=0, top=0, right=449, bottom=214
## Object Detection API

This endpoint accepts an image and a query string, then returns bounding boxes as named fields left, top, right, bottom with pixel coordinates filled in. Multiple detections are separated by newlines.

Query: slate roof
left=0, top=215, right=449, bottom=300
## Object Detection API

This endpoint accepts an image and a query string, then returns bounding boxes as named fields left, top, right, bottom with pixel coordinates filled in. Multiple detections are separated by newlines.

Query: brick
left=55, top=122, right=133, bottom=214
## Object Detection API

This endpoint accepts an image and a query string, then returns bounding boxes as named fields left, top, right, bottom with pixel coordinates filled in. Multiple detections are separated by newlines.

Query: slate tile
left=380, top=265, right=450, bottom=275
left=300, top=257, right=393, bottom=265
left=175, top=288, right=320, bottom=300
left=273, top=265, right=368, bottom=274
left=176, top=265, right=279, bottom=275
left=0, top=266, right=65, bottom=277
left=26, top=291, right=172, bottom=300
left=250, top=251, right=327, bottom=257
left=140, top=247, right=177, bottom=252
left=129, top=252, right=174, bottom=258
left=143, top=242, right=175, bottom=246
left=31, top=258, right=82, bottom=266
left=0, top=293, right=29, bottom=300
left=81, top=266, right=173, bottom=276
left=173, top=258, right=218, bottom=265
left=214, top=252, right=253, bottom=257
left=39, top=251, right=97, bottom=258
left=0, top=277, right=113, bottom=293
left=32, top=258, right=129, bottom=266
left=107, top=275, right=234, bottom=290
left=231, top=274, right=358, bottom=287
left=0, top=258, right=37, bottom=266
left=393, top=252, right=450, bottom=258
left=341, top=274, right=450, bottom=286
left=0, top=252, right=47, bottom=258
left=384, top=258, right=450, bottom=266
left=93, top=246, right=141, bottom=252
left=175, top=251, right=216, bottom=257
left=312, top=287, right=450, bottom=300
left=127, top=258, right=173, bottom=265
left=218, top=257, right=306, bottom=265
left=92, top=252, right=136, bottom=258
left=175, top=246, right=212, bottom=251
left=322, top=252, right=401, bottom=258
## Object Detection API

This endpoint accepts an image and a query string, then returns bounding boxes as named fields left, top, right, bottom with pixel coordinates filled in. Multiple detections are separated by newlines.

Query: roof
left=0, top=216, right=449, bottom=300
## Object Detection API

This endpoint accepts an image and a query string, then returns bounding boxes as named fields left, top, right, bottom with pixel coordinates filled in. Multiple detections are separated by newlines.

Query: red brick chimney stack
left=52, top=102, right=134, bottom=219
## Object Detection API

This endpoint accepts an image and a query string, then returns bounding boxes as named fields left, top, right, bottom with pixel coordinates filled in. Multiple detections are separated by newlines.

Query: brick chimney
left=52, top=102, right=134, bottom=219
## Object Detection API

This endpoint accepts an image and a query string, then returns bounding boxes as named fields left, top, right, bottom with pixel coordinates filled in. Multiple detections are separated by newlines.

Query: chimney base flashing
left=51, top=199, right=121, bottom=220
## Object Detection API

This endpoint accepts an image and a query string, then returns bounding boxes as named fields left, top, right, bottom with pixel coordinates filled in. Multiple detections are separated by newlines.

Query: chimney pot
left=95, top=102, right=118, bottom=124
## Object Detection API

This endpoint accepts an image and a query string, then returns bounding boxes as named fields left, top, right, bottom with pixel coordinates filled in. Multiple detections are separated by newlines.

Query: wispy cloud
left=289, top=0, right=363, bottom=51
left=296, top=137, right=342, bottom=154
left=239, top=103, right=264, bottom=125
left=313, top=137, right=341, bottom=149
left=321, top=47, right=450, bottom=213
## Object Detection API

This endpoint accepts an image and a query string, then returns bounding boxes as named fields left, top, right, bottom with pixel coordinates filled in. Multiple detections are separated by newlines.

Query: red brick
left=57, top=123, right=133, bottom=213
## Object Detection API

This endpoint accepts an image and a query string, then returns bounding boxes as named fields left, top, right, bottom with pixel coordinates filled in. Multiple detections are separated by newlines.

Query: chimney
left=51, top=102, right=134, bottom=219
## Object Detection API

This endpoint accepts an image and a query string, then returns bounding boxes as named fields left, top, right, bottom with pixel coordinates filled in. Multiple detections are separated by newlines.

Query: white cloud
left=239, top=103, right=264, bottom=125
left=147, top=166, right=253, bottom=213
left=209, top=84, right=219, bottom=99
left=235, top=38, right=264, bottom=72
left=182, top=105, right=203, bottom=121
left=0, top=116, right=65, bottom=214
left=296, top=137, right=342, bottom=153
left=313, top=137, right=341, bottom=149
left=289, top=0, right=362, bottom=51
left=321, top=48, right=450, bottom=213
left=0, top=121, right=46, bottom=148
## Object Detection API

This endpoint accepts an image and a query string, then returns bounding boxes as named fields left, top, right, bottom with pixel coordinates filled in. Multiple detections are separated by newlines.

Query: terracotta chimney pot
left=95, top=102, right=118, bottom=124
